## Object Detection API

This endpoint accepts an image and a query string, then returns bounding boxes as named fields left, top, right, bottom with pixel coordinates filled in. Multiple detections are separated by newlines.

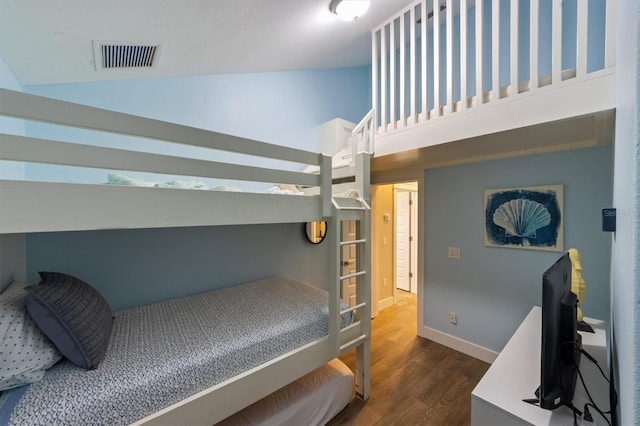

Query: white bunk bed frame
left=304, top=109, right=375, bottom=197
left=0, top=88, right=372, bottom=425
left=333, top=109, right=376, bottom=188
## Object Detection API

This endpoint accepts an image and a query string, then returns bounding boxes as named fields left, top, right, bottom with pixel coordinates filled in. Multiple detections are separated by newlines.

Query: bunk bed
left=0, top=88, right=373, bottom=425
left=302, top=109, right=375, bottom=197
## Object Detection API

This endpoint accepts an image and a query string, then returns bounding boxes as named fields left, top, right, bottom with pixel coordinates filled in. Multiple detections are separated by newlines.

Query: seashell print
left=492, top=198, right=551, bottom=239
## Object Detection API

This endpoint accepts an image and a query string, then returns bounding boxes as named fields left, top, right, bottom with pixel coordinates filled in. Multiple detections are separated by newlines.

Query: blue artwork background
left=485, top=187, right=562, bottom=249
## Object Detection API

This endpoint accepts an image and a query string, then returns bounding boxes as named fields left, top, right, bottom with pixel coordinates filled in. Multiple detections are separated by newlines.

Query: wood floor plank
left=329, top=293, right=490, bottom=425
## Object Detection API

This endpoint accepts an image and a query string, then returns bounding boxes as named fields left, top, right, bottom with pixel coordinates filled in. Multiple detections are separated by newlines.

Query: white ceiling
left=0, top=0, right=412, bottom=86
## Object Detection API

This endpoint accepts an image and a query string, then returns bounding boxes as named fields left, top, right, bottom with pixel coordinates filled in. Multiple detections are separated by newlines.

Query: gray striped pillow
left=26, top=272, right=113, bottom=370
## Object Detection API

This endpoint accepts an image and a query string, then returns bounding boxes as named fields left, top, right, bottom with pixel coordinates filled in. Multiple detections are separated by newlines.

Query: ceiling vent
left=93, top=41, right=161, bottom=70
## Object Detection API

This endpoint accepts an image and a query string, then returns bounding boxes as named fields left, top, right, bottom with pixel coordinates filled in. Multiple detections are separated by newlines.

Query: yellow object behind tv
left=568, top=248, right=586, bottom=322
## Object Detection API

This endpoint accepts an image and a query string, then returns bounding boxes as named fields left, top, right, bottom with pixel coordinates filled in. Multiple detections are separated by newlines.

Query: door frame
left=371, top=171, right=425, bottom=334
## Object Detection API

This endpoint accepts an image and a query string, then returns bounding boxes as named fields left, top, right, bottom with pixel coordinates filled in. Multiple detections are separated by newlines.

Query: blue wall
left=0, top=57, right=27, bottom=291
left=424, top=145, right=613, bottom=352
left=25, top=67, right=370, bottom=190
left=27, top=67, right=369, bottom=150
left=26, top=224, right=330, bottom=310
left=0, top=56, right=25, bottom=180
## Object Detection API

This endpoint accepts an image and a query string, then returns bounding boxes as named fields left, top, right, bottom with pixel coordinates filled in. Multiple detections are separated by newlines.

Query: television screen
left=538, top=252, right=582, bottom=410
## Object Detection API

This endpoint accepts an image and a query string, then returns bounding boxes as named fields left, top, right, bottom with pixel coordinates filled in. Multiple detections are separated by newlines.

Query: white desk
left=471, top=306, right=610, bottom=425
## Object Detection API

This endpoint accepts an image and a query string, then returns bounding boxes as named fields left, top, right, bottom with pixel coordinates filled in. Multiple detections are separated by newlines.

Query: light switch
left=448, top=247, right=460, bottom=259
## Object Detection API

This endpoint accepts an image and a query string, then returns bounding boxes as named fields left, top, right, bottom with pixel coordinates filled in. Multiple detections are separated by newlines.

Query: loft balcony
left=371, top=0, right=616, bottom=164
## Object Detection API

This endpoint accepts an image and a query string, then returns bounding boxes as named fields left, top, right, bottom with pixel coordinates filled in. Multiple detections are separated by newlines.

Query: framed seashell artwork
left=484, top=184, right=563, bottom=251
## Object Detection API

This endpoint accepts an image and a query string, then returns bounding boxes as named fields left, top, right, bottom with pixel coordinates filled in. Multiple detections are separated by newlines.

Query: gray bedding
left=2, top=277, right=351, bottom=425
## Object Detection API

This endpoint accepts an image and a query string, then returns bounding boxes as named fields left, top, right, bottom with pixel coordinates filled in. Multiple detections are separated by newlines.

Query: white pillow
left=331, top=146, right=354, bottom=168
left=211, top=185, right=242, bottom=192
left=155, top=180, right=210, bottom=190
left=302, top=146, right=354, bottom=175
left=0, top=281, right=62, bottom=391
left=107, top=173, right=153, bottom=187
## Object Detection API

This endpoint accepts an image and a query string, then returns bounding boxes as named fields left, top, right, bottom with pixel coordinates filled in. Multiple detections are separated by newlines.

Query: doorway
left=371, top=180, right=419, bottom=316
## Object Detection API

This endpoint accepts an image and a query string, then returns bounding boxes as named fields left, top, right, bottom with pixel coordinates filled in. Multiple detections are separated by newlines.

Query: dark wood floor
left=329, top=292, right=490, bottom=426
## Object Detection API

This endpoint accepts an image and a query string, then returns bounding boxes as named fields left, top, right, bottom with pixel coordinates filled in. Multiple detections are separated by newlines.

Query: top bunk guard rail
left=371, top=0, right=617, bottom=155
left=0, top=89, right=336, bottom=233
left=0, top=89, right=318, bottom=164
left=0, top=135, right=321, bottom=187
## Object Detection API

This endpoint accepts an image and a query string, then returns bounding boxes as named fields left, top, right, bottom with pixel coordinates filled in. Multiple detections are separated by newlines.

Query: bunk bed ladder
left=329, top=195, right=371, bottom=401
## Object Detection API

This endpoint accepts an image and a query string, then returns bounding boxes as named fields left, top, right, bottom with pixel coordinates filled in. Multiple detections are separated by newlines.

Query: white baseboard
left=378, top=296, right=394, bottom=311
left=419, top=326, right=498, bottom=364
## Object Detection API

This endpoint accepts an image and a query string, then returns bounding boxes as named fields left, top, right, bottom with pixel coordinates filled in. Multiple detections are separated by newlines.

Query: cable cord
left=574, top=346, right=617, bottom=426
left=580, top=348, right=619, bottom=414
left=575, top=362, right=611, bottom=425
left=556, top=340, right=615, bottom=425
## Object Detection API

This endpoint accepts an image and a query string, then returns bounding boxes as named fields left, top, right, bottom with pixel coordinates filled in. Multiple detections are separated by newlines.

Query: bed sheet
left=105, top=173, right=304, bottom=195
left=2, top=277, right=351, bottom=425
left=217, top=358, right=354, bottom=426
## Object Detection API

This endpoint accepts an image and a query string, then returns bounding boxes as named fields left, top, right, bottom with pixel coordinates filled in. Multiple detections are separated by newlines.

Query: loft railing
left=349, top=108, right=376, bottom=164
left=372, top=0, right=617, bottom=136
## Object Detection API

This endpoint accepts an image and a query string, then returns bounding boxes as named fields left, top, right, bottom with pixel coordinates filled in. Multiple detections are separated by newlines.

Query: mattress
left=217, top=358, right=354, bottom=426
left=303, top=145, right=355, bottom=175
left=0, top=277, right=352, bottom=425
left=105, top=173, right=304, bottom=194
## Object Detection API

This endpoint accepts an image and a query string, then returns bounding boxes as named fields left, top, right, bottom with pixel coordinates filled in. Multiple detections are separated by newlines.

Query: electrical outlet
left=449, top=312, right=457, bottom=325
left=448, top=247, right=461, bottom=259
left=383, top=278, right=387, bottom=287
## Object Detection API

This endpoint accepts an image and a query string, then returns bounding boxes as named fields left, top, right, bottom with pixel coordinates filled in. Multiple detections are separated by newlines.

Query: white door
left=395, top=191, right=411, bottom=292
left=341, top=220, right=357, bottom=306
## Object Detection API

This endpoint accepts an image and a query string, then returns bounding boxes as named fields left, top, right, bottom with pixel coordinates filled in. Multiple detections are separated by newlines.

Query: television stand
left=522, top=397, right=584, bottom=418
left=578, top=320, right=595, bottom=333
left=521, top=385, right=543, bottom=406
left=471, top=307, right=610, bottom=425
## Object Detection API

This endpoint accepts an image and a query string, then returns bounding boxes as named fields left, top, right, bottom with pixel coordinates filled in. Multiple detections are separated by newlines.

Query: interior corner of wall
left=0, top=234, right=27, bottom=288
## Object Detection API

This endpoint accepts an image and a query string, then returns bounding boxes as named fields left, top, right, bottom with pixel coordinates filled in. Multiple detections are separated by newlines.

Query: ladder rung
left=340, top=302, right=366, bottom=316
left=339, top=320, right=361, bottom=335
left=340, top=270, right=365, bottom=280
left=340, top=238, right=366, bottom=246
left=340, top=334, right=367, bottom=353
left=338, top=206, right=367, bottom=211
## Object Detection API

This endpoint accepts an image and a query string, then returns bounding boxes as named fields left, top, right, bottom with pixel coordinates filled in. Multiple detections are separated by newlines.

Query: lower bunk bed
left=0, top=275, right=354, bottom=425
left=218, top=358, right=354, bottom=426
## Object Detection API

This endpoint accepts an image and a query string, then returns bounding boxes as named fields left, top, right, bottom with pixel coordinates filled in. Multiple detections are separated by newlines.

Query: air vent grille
left=93, top=42, right=161, bottom=70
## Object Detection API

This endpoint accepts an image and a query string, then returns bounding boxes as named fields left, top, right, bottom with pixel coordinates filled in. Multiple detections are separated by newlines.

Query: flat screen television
left=537, top=252, right=582, bottom=410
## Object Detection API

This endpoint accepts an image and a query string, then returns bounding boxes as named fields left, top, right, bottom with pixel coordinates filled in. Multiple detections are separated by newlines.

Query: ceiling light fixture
left=330, top=0, right=371, bottom=22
